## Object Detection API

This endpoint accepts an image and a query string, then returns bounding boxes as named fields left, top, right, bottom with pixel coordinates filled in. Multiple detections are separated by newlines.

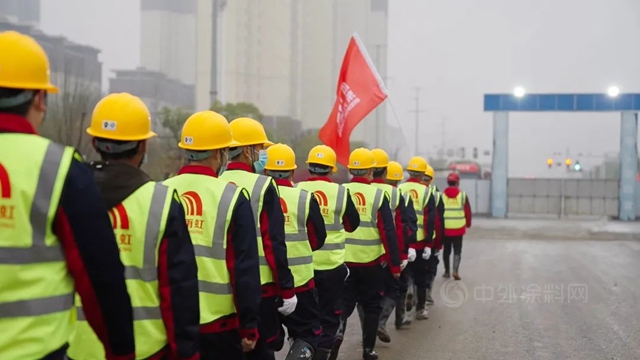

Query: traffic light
left=473, top=147, right=478, bottom=159
left=574, top=161, right=581, bottom=171
left=565, top=158, right=572, bottom=168
left=547, top=158, right=553, bottom=168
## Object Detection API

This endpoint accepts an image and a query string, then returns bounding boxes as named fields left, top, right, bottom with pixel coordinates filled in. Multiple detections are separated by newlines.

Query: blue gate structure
left=484, top=93, right=639, bottom=221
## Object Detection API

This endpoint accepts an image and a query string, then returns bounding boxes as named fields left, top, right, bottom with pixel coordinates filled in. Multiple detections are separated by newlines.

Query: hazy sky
left=40, top=0, right=640, bottom=176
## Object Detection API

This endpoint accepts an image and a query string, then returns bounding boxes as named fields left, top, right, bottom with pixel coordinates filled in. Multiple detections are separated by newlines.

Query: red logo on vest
left=313, top=190, right=331, bottom=216
left=181, top=191, right=205, bottom=234
left=280, top=197, right=291, bottom=225
left=181, top=191, right=204, bottom=217
left=408, top=189, right=419, bottom=202
left=109, top=204, right=132, bottom=251
left=0, top=163, right=15, bottom=226
left=353, top=192, right=367, bottom=215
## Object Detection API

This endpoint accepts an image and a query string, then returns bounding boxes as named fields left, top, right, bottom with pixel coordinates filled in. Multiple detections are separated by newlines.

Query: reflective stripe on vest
left=69, top=182, right=171, bottom=360
left=295, top=181, right=348, bottom=270
left=443, top=191, right=466, bottom=230
left=372, top=183, right=399, bottom=223
left=220, top=170, right=274, bottom=284
left=280, top=187, right=314, bottom=287
left=163, top=174, right=239, bottom=324
left=398, top=182, right=429, bottom=242
left=341, top=183, right=385, bottom=263
left=0, top=136, right=76, bottom=360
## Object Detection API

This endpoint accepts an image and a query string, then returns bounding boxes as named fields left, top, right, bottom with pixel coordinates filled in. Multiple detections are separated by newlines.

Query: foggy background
left=4, top=0, right=639, bottom=177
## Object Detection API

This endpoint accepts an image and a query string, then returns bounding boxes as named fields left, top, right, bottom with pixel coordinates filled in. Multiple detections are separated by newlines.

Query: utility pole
left=408, top=87, right=427, bottom=156
left=374, top=44, right=386, bottom=149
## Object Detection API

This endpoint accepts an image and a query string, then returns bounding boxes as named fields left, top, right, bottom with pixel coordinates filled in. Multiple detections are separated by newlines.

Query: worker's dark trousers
left=408, top=249, right=430, bottom=310
left=356, top=264, right=401, bottom=327
left=426, top=249, right=440, bottom=290
left=395, top=267, right=410, bottom=326
left=342, top=264, right=385, bottom=351
left=314, top=264, right=348, bottom=350
left=279, top=288, right=322, bottom=351
left=200, top=330, right=244, bottom=360
left=245, top=296, right=281, bottom=360
left=443, top=236, right=463, bottom=273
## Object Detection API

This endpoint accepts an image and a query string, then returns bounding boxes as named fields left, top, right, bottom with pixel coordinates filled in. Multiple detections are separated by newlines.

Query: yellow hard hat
left=306, top=145, right=338, bottom=172
left=406, top=156, right=428, bottom=172
left=425, top=164, right=435, bottom=179
left=265, top=143, right=297, bottom=171
left=87, top=93, right=156, bottom=141
left=348, top=148, right=376, bottom=170
left=371, top=148, right=389, bottom=168
left=229, top=117, right=274, bottom=147
left=179, top=111, right=237, bottom=150
left=0, top=31, right=58, bottom=93
left=386, top=161, right=404, bottom=181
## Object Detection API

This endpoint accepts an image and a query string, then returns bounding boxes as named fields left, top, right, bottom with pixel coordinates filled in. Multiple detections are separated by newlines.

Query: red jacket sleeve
left=464, top=194, right=472, bottom=228
left=342, top=189, right=361, bottom=232
left=377, top=196, right=401, bottom=274
left=261, top=180, right=295, bottom=299
left=394, top=203, right=407, bottom=261
left=158, top=196, right=200, bottom=360
left=56, top=157, right=135, bottom=360
left=226, top=190, right=260, bottom=341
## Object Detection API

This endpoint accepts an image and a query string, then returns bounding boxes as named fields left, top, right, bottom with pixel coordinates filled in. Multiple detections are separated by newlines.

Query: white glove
left=408, top=248, right=417, bottom=262
left=278, top=295, right=298, bottom=316
left=400, top=259, right=408, bottom=271
left=422, top=249, right=431, bottom=260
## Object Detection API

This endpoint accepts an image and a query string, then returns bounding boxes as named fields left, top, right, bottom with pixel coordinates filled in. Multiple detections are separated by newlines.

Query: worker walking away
left=442, top=173, right=472, bottom=280
left=68, top=93, right=200, bottom=360
left=163, top=111, right=261, bottom=359
left=355, top=149, right=408, bottom=344
left=385, top=160, right=417, bottom=330
left=265, top=144, right=327, bottom=359
left=421, top=165, right=443, bottom=305
left=398, top=156, right=435, bottom=321
left=296, top=145, right=360, bottom=360
left=0, top=30, right=135, bottom=360
left=220, top=117, right=297, bottom=360
left=335, top=148, right=401, bottom=360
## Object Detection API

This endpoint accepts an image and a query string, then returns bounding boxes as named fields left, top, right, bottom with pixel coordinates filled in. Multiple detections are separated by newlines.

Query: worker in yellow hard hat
left=264, top=143, right=327, bottom=359
left=69, top=93, right=200, bottom=360
left=334, top=148, right=401, bottom=360
left=420, top=164, right=443, bottom=306
left=220, top=118, right=296, bottom=360
left=355, top=149, right=411, bottom=345
left=0, top=31, right=135, bottom=359
left=397, top=156, right=435, bottom=322
left=163, top=111, right=261, bottom=359
left=296, top=145, right=360, bottom=359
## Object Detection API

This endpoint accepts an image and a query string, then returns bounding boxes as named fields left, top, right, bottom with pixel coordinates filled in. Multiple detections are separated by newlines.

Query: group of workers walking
left=0, top=30, right=472, bottom=360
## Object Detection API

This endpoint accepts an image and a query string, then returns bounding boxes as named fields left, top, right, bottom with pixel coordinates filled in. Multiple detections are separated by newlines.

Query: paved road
left=277, top=238, right=640, bottom=360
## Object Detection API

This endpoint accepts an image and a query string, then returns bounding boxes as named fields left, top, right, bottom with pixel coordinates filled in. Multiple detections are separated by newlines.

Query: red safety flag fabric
left=319, top=33, right=387, bottom=166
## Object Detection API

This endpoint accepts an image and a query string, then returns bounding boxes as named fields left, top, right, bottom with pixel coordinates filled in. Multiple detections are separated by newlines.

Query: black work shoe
left=377, top=326, right=391, bottom=343
left=363, top=349, right=379, bottom=360
left=443, top=271, right=450, bottom=278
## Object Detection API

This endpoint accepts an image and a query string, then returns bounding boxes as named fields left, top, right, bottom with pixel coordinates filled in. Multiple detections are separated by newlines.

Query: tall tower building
left=0, top=0, right=40, bottom=27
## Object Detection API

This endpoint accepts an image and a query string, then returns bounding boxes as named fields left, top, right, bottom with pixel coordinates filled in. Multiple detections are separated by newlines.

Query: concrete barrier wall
left=508, top=178, right=618, bottom=217
left=433, top=179, right=491, bottom=216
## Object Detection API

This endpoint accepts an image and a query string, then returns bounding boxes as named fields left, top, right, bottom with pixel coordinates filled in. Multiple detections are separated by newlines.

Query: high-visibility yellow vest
left=398, top=182, right=430, bottom=242
left=341, top=183, right=385, bottom=263
left=68, top=182, right=173, bottom=360
left=295, top=181, right=348, bottom=270
left=278, top=186, right=313, bottom=287
left=0, top=136, right=75, bottom=360
left=220, top=170, right=274, bottom=285
left=443, top=191, right=466, bottom=230
left=164, top=173, right=242, bottom=324
left=372, top=182, right=400, bottom=218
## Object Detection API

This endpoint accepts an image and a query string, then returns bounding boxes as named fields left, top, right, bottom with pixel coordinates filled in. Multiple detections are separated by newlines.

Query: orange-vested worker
left=164, top=111, right=262, bottom=359
left=69, top=93, right=200, bottom=360
left=421, top=165, right=443, bottom=305
left=441, top=172, right=472, bottom=280
left=264, top=144, right=327, bottom=360
left=333, top=148, right=401, bottom=360
left=295, top=145, right=360, bottom=360
left=398, top=156, right=435, bottom=321
left=0, top=30, right=135, bottom=360
left=219, top=118, right=296, bottom=360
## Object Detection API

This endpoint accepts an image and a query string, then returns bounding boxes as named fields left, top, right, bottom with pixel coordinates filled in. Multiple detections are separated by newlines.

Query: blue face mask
left=253, top=149, right=268, bottom=174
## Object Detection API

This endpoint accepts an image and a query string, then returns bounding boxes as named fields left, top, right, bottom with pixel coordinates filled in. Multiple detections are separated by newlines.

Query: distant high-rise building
left=0, top=0, right=40, bottom=27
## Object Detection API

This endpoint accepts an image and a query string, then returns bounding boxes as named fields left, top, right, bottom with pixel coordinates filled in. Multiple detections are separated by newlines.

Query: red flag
left=319, top=33, right=388, bottom=166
